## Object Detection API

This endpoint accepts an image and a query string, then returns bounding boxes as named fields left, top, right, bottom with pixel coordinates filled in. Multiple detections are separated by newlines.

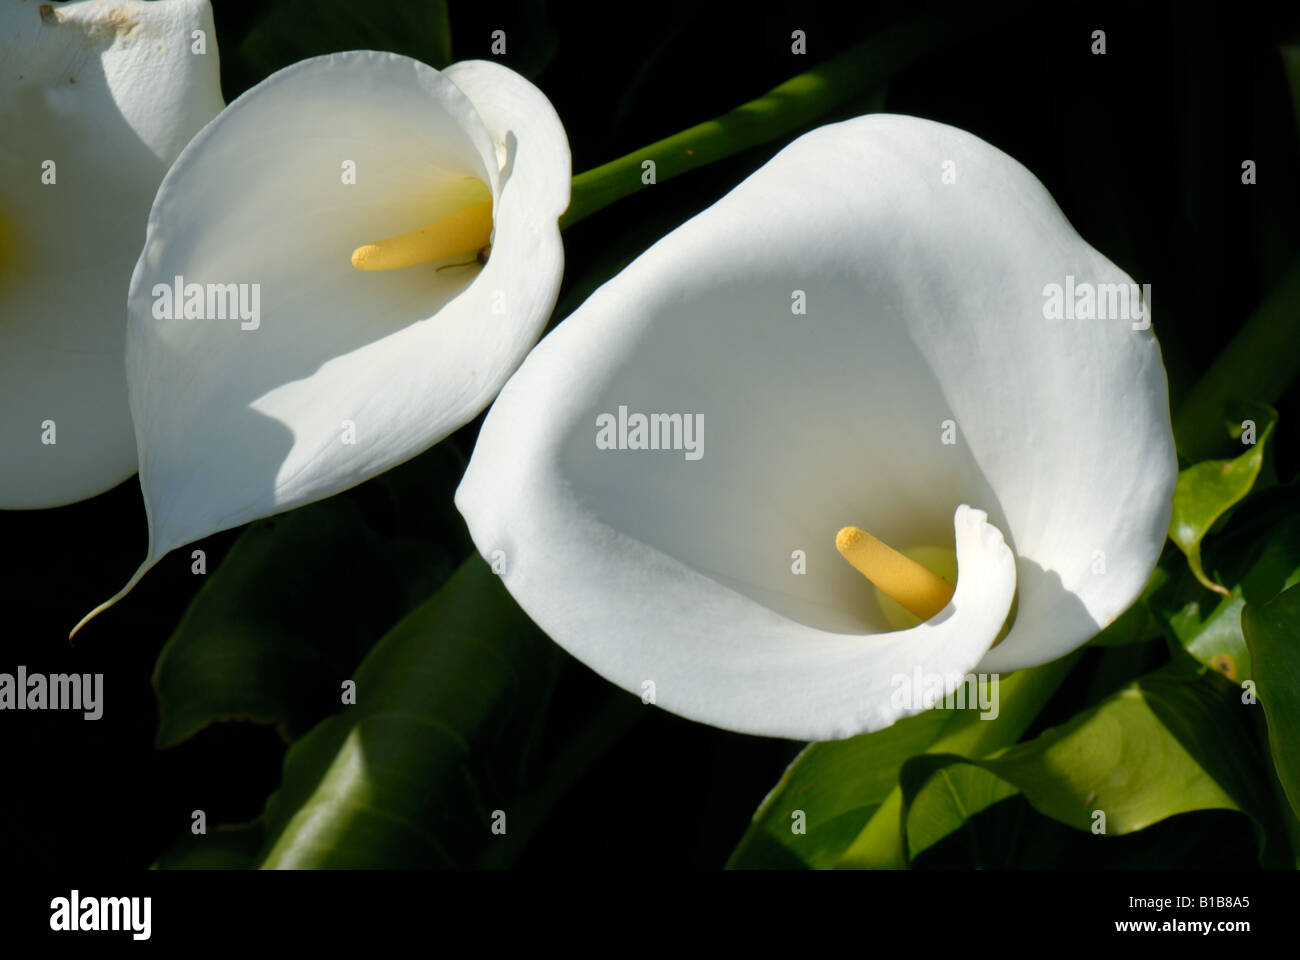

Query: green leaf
left=251, top=555, right=562, bottom=868
left=1152, top=569, right=1251, bottom=681
left=898, top=670, right=1270, bottom=863
left=913, top=801, right=1260, bottom=869
left=153, top=442, right=469, bottom=747
left=1180, top=592, right=1252, bottom=680
left=1281, top=45, right=1300, bottom=142
left=903, top=764, right=1019, bottom=861
left=1204, top=480, right=1300, bottom=604
left=1150, top=480, right=1300, bottom=682
left=726, top=707, right=950, bottom=869
left=1168, top=401, right=1276, bottom=594
left=726, top=655, right=1077, bottom=869
left=237, top=0, right=452, bottom=84
left=1242, top=582, right=1300, bottom=820
left=1136, top=672, right=1285, bottom=862
left=154, top=498, right=434, bottom=746
left=151, top=825, right=263, bottom=870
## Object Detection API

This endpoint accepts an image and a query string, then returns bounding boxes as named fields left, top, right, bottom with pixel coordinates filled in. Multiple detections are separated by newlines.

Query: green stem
left=558, top=10, right=974, bottom=231
left=1173, top=255, right=1300, bottom=462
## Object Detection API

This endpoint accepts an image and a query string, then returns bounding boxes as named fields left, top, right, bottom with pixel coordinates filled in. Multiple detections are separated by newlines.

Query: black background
left=4, top=0, right=1298, bottom=871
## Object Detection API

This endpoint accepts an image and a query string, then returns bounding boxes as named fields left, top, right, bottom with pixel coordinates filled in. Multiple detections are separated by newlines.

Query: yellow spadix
left=836, top=526, right=956, bottom=623
left=350, top=200, right=493, bottom=272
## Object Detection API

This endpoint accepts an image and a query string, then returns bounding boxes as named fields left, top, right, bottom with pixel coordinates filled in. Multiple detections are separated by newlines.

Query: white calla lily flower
left=76, top=52, right=569, bottom=632
left=1, top=0, right=222, bottom=507
left=456, top=114, right=1176, bottom=741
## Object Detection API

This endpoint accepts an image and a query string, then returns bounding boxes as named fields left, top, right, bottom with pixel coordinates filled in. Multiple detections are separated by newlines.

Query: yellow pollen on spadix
left=350, top=200, right=493, bottom=271
left=835, top=526, right=956, bottom=623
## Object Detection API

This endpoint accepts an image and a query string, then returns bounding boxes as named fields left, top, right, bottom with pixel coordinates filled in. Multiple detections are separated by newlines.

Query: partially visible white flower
left=1, top=0, right=223, bottom=507
left=456, top=114, right=1176, bottom=741
left=75, top=52, right=569, bottom=631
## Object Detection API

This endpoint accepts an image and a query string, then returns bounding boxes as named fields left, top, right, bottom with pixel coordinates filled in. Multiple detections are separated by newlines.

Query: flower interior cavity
left=834, top=526, right=956, bottom=625
left=350, top=178, right=493, bottom=272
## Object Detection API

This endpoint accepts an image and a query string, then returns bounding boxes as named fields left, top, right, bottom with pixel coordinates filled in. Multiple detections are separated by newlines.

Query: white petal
left=0, top=0, right=223, bottom=507
left=457, top=114, right=1175, bottom=737
left=78, top=52, right=568, bottom=626
left=464, top=464, right=1014, bottom=740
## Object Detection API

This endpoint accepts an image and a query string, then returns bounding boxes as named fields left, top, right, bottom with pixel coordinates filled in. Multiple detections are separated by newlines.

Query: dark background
left=4, top=0, right=1297, bottom=869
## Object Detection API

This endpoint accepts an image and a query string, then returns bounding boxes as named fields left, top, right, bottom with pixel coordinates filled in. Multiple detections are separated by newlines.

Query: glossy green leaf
left=1168, top=401, right=1276, bottom=594
left=898, top=670, right=1272, bottom=862
left=726, top=706, right=948, bottom=870
left=903, top=763, right=1019, bottom=860
left=1153, top=572, right=1251, bottom=681
left=1151, top=481, right=1300, bottom=681
left=251, top=555, right=562, bottom=868
left=1242, top=582, right=1300, bottom=820
left=152, top=443, right=468, bottom=747
left=1203, top=480, right=1300, bottom=603
left=154, top=498, right=435, bottom=746
left=727, top=655, right=1077, bottom=869
left=1179, top=593, right=1252, bottom=680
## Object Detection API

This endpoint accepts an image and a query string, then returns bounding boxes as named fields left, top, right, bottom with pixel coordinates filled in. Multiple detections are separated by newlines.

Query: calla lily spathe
left=456, top=114, right=1177, bottom=741
left=76, top=52, right=570, bottom=630
left=1, top=0, right=223, bottom=508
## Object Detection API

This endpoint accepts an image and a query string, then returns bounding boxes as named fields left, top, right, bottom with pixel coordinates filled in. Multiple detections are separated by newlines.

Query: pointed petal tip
left=69, top=559, right=156, bottom=639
